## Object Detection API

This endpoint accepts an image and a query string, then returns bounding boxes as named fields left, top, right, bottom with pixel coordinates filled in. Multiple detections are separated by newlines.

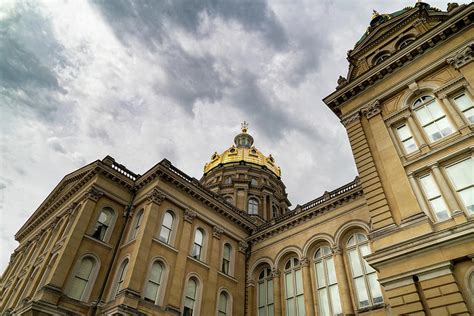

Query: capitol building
left=1, top=2, right=473, bottom=315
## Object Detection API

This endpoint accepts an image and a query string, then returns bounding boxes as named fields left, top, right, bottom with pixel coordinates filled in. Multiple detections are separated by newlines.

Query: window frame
left=65, top=255, right=99, bottom=302
left=182, top=276, right=201, bottom=316
left=313, top=245, right=342, bottom=316
left=91, top=207, right=116, bottom=243
left=443, top=155, right=474, bottom=216
left=248, top=198, right=259, bottom=215
left=411, top=95, right=454, bottom=143
left=451, top=91, right=474, bottom=125
left=113, top=258, right=129, bottom=299
left=417, top=172, right=451, bottom=221
left=394, top=122, right=418, bottom=155
left=217, top=290, right=232, bottom=316
left=129, top=209, right=144, bottom=241
left=283, top=257, right=305, bottom=316
left=221, top=243, right=233, bottom=276
left=345, top=233, right=383, bottom=310
left=158, top=210, right=176, bottom=245
left=191, top=227, right=207, bottom=261
left=257, top=267, right=274, bottom=316
left=143, top=259, right=167, bottom=305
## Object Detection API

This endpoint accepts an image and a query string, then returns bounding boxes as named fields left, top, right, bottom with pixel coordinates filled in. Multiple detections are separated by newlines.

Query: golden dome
left=203, top=122, right=281, bottom=177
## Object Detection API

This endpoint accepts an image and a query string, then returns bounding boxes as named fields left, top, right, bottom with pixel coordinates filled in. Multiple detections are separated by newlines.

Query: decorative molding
left=238, top=241, right=249, bottom=253
left=361, top=100, right=382, bottom=119
left=212, top=226, right=224, bottom=239
left=246, top=279, right=256, bottom=287
left=183, top=209, right=196, bottom=223
left=332, top=246, right=343, bottom=256
left=300, top=257, right=310, bottom=267
left=341, top=112, right=361, bottom=127
left=65, top=202, right=78, bottom=216
left=271, top=268, right=281, bottom=278
left=146, top=187, right=166, bottom=205
left=84, top=186, right=104, bottom=202
left=446, top=41, right=474, bottom=69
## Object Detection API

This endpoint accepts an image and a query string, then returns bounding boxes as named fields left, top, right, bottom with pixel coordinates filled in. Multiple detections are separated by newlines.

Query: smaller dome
left=203, top=122, right=281, bottom=177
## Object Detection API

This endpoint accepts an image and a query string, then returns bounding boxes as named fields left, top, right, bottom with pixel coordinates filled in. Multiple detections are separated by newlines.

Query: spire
left=241, top=121, right=249, bottom=133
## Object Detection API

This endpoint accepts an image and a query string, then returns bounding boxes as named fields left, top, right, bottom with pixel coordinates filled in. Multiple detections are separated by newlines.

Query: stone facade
left=1, top=2, right=473, bottom=316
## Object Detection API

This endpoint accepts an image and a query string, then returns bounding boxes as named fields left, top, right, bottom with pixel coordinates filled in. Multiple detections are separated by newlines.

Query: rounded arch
left=249, top=257, right=274, bottom=279
left=334, top=220, right=370, bottom=248
left=191, top=225, right=208, bottom=261
left=216, top=287, right=233, bottom=316
left=109, top=255, right=131, bottom=301
left=65, top=252, right=101, bottom=302
left=274, top=246, right=303, bottom=270
left=399, top=82, right=440, bottom=110
left=302, top=233, right=335, bottom=258
left=396, top=34, right=416, bottom=50
left=157, top=209, right=179, bottom=246
left=143, top=256, right=169, bottom=306
left=372, top=50, right=391, bottom=66
left=182, top=272, right=203, bottom=316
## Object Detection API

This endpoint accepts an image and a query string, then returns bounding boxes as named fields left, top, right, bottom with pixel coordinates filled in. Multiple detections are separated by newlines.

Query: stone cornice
left=324, top=3, right=473, bottom=117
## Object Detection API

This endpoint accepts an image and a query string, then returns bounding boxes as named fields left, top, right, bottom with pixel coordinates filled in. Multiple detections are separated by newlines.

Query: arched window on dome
left=251, top=178, right=258, bottom=186
left=257, top=267, right=274, bottom=316
left=314, top=246, right=342, bottom=316
left=346, top=233, right=383, bottom=308
left=224, top=177, right=232, bottom=185
left=248, top=198, right=259, bottom=215
left=284, top=257, right=305, bottom=316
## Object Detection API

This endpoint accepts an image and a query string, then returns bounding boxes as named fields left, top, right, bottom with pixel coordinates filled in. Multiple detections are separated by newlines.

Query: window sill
left=187, top=256, right=210, bottom=269
left=152, top=238, right=179, bottom=253
left=357, top=302, right=386, bottom=313
left=426, top=131, right=460, bottom=149
left=218, top=271, right=238, bottom=283
left=84, top=234, right=113, bottom=249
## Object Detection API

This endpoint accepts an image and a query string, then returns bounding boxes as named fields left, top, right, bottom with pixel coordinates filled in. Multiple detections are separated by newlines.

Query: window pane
left=258, top=307, right=266, bottom=316
left=184, top=297, right=195, bottom=308
left=464, top=108, right=474, bottom=123
left=349, top=250, right=363, bottom=277
left=329, top=285, right=342, bottom=314
left=426, top=101, right=444, bottom=119
left=454, top=94, right=471, bottom=111
left=368, top=273, right=383, bottom=304
left=316, top=262, right=326, bottom=288
left=419, top=175, right=440, bottom=199
left=415, top=106, right=432, bottom=125
left=446, top=158, right=473, bottom=190
left=150, top=262, right=163, bottom=282
left=326, top=257, right=337, bottom=285
left=396, top=125, right=411, bottom=140
left=77, top=258, right=94, bottom=279
left=360, top=245, right=375, bottom=273
left=144, top=282, right=159, bottom=301
left=354, top=277, right=369, bottom=307
left=163, top=212, right=173, bottom=227
left=268, top=304, right=274, bottom=316
left=403, top=138, right=417, bottom=153
left=224, top=244, right=231, bottom=259
left=286, top=298, right=295, bottom=316
left=267, top=279, right=274, bottom=304
left=285, top=273, right=294, bottom=298
left=259, top=282, right=266, bottom=306
left=424, top=123, right=442, bottom=141
left=69, top=277, right=87, bottom=300
left=195, top=230, right=203, bottom=245
left=436, top=117, right=453, bottom=137
left=459, top=187, right=474, bottom=214
left=185, top=279, right=197, bottom=299
left=159, top=227, right=171, bottom=243
left=430, top=197, right=450, bottom=220
left=219, top=293, right=227, bottom=312
left=295, top=270, right=304, bottom=295
left=318, top=288, right=330, bottom=316
left=296, top=295, right=305, bottom=316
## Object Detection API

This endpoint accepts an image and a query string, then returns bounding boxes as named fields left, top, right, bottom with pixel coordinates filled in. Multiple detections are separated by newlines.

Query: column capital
left=361, top=100, right=381, bottom=119
left=246, top=279, right=256, bottom=287
left=271, top=268, right=281, bottom=278
left=212, top=226, right=224, bottom=239
left=83, top=186, right=104, bottom=202
left=184, top=209, right=197, bottom=223
left=446, top=41, right=474, bottom=70
left=65, top=202, right=79, bottom=216
left=146, top=187, right=166, bottom=205
left=332, top=246, right=343, bottom=255
left=300, top=257, right=310, bottom=267
left=341, top=112, right=361, bottom=127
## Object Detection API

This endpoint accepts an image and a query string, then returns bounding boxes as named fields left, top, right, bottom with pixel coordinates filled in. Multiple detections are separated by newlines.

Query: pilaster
left=332, top=246, right=354, bottom=315
left=272, top=268, right=282, bottom=316
left=300, top=257, right=315, bottom=316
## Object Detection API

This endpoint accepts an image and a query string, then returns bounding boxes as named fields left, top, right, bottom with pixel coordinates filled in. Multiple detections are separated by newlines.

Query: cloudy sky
left=0, top=0, right=458, bottom=271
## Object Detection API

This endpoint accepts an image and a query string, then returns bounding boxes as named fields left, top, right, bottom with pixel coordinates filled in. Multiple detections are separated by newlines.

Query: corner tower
left=201, top=122, right=290, bottom=222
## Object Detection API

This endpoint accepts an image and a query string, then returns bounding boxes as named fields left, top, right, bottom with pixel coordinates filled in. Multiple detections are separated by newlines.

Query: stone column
left=272, top=268, right=282, bottom=316
left=246, top=280, right=256, bottom=316
left=300, top=257, right=315, bottom=315
left=406, top=116, right=427, bottom=150
left=168, top=208, right=196, bottom=309
left=332, top=246, right=354, bottom=315
left=430, top=164, right=461, bottom=213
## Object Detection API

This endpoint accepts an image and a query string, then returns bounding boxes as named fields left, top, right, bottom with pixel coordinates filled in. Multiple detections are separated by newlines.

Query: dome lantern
left=234, top=121, right=254, bottom=148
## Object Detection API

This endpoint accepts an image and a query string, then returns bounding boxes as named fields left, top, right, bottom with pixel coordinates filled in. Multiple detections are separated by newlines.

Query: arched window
left=284, top=257, right=305, bottom=316
left=115, top=259, right=129, bottom=298
left=314, top=246, right=342, bottom=316
left=224, top=177, right=232, bottom=185
left=183, top=278, right=198, bottom=316
left=67, top=256, right=96, bottom=301
left=251, top=178, right=258, bottom=186
left=272, top=205, right=279, bottom=218
left=222, top=244, right=232, bottom=275
left=91, top=208, right=114, bottom=241
left=346, top=233, right=383, bottom=308
left=413, top=95, right=453, bottom=142
left=130, top=210, right=144, bottom=240
left=373, top=53, right=390, bottom=65
left=258, top=267, right=274, bottom=316
left=397, top=36, right=415, bottom=50
left=192, top=228, right=205, bottom=260
left=144, top=261, right=164, bottom=303
left=159, top=211, right=174, bottom=244
left=225, top=196, right=233, bottom=205
left=248, top=198, right=259, bottom=215
left=218, top=291, right=230, bottom=316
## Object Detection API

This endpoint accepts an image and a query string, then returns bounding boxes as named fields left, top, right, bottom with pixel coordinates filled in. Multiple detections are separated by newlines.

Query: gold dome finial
left=372, top=9, right=380, bottom=19
left=241, top=121, right=249, bottom=133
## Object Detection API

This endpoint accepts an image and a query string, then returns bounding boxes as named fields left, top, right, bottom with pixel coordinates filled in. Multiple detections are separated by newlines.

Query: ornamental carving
left=65, top=202, right=78, bottom=216
left=184, top=209, right=197, bottom=223
left=212, top=226, right=224, bottom=239
left=146, top=188, right=166, bottom=205
left=300, top=257, right=310, bottom=267
left=341, top=112, right=360, bottom=127
left=238, top=241, right=249, bottom=253
left=84, top=187, right=104, bottom=202
left=446, top=42, right=473, bottom=69
left=361, top=100, right=381, bottom=119
left=271, top=268, right=280, bottom=278
left=332, top=246, right=342, bottom=255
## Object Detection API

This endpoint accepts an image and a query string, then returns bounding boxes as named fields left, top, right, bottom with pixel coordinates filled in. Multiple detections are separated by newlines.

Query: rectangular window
left=453, top=93, right=474, bottom=124
left=419, top=174, right=450, bottom=220
left=415, top=101, right=453, bottom=142
left=396, top=124, right=417, bottom=154
left=445, top=157, right=474, bottom=215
